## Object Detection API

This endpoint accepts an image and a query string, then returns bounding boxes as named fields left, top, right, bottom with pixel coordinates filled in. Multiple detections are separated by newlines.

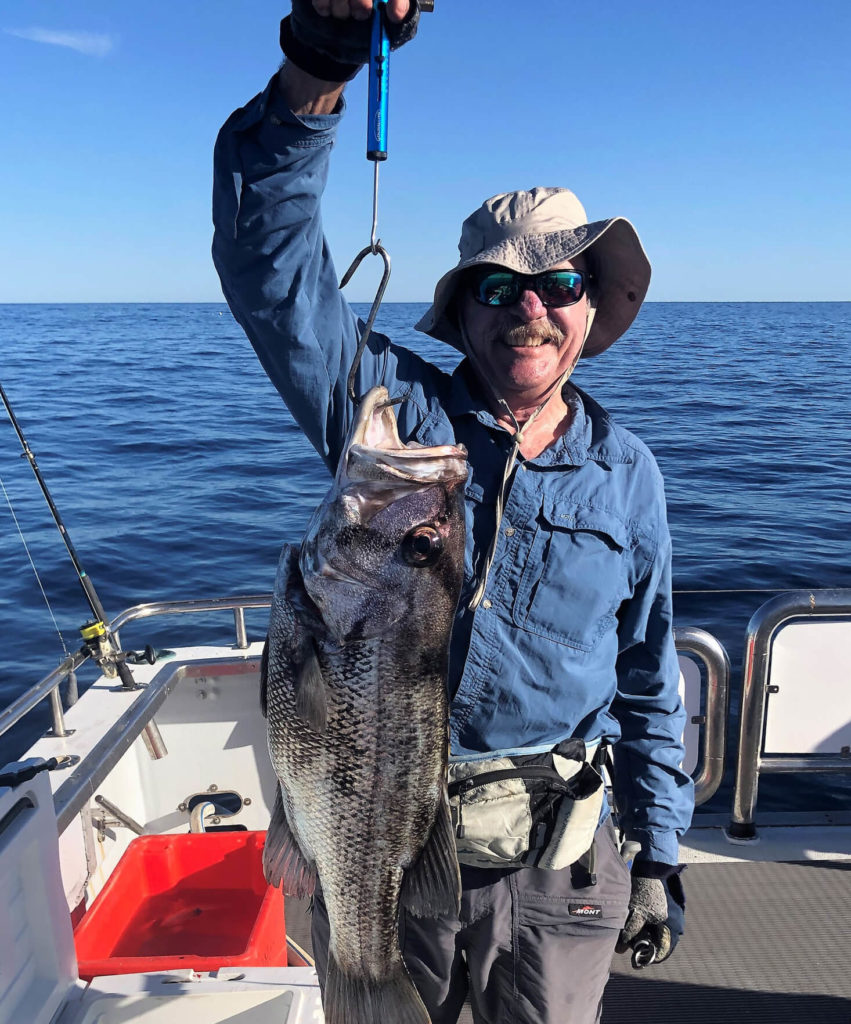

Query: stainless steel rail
left=53, top=660, right=181, bottom=833
left=674, top=626, right=730, bottom=806
left=0, top=595, right=272, bottom=742
left=52, top=657, right=264, bottom=834
left=6, top=593, right=734, bottom=828
left=0, top=650, right=87, bottom=739
left=108, top=594, right=272, bottom=633
left=729, top=588, right=851, bottom=839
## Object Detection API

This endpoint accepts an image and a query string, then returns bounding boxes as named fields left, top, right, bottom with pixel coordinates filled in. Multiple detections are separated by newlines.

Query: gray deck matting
left=286, top=860, right=851, bottom=1023
left=604, top=860, right=851, bottom=1023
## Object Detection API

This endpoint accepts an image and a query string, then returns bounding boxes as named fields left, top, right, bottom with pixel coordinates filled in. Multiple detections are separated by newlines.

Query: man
left=213, top=2, right=694, bottom=1021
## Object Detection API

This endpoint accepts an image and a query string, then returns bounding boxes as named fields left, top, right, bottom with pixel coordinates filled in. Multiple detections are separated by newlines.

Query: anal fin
left=400, top=795, right=461, bottom=918
left=263, top=786, right=316, bottom=898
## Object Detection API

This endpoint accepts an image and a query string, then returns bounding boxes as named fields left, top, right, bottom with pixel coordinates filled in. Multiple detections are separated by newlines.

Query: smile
left=497, top=322, right=565, bottom=350
left=499, top=335, right=557, bottom=350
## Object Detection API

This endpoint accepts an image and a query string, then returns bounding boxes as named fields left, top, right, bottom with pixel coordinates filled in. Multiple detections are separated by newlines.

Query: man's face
left=459, top=256, right=591, bottom=408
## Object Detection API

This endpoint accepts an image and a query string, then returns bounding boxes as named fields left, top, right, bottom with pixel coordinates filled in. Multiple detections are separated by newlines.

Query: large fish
left=261, top=386, right=467, bottom=1024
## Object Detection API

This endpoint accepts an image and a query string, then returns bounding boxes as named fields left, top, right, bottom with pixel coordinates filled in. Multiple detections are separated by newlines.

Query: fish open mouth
left=342, top=387, right=468, bottom=487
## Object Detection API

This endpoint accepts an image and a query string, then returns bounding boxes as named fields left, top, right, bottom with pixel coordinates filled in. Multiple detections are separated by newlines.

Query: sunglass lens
left=538, top=271, right=584, bottom=306
left=472, top=269, right=585, bottom=307
left=475, top=272, right=518, bottom=306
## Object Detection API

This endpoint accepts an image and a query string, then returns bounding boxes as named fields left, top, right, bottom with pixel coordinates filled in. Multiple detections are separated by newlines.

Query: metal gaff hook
left=340, top=241, right=392, bottom=404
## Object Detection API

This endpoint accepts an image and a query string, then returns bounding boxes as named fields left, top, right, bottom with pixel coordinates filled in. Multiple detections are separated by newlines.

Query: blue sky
left=1, top=0, right=849, bottom=302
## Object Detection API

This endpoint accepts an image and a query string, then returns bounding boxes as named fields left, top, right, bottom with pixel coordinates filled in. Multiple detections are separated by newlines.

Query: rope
left=460, top=320, right=586, bottom=612
left=0, top=472, right=70, bottom=658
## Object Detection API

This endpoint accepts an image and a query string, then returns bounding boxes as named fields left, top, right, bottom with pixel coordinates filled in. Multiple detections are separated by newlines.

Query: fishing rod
left=0, top=381, right=137, bottom=688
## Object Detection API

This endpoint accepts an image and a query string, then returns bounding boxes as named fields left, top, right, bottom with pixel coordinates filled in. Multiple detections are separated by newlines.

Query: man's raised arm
left=212, top=1, right=418, bottom=470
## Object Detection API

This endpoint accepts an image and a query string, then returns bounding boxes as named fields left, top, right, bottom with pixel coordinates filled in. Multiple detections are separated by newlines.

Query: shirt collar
left=443, top=360, right=490, bottom=418
left=445, top=364, right=631, bottom=468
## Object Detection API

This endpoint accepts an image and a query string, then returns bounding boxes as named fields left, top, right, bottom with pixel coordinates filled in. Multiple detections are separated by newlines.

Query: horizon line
left=1, top=299, right=849, bottom=306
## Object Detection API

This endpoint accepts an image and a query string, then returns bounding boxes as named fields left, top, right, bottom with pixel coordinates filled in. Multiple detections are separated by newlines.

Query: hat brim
left=414, top=217, right=650, bottom=358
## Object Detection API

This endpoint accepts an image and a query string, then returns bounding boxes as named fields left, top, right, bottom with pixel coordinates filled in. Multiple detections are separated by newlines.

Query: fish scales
left=263, top=387, right=467, bottom=1024
left=268, top=624, right=444, bottom=964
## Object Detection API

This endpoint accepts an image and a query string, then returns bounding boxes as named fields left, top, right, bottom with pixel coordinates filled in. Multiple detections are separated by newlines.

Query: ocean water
left=2, top=301, right=850, bottom=813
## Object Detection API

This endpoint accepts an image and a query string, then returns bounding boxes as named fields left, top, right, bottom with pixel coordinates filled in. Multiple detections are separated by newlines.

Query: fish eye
left=401, top=525, right=444, bottom=567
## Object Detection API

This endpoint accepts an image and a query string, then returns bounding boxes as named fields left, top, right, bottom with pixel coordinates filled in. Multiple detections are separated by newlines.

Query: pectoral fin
left=294, top=636, right=327, bottom=733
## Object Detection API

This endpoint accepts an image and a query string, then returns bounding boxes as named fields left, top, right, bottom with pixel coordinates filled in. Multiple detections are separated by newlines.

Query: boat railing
left=3, top=593, right=729, bottom=823
left=0, top=595, right=272, bottom=743
left=673, top=626, right=730, bottom=807
left=109, top=594, right=273, bottom=650
left=0, top=647, right=89, bottom=744
left=730, top=587, right=851, bottom=839
left=4, top=590, right=850, bottom=837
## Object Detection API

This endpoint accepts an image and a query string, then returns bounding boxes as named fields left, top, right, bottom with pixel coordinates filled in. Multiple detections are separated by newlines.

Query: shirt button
left=504, top=526, right=515, bottom=537
left=482, top=599, right=492, bottom=609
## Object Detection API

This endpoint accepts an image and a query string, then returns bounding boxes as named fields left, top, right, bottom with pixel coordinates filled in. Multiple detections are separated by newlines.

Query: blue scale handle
left=367, top=1, right=390, bottom=161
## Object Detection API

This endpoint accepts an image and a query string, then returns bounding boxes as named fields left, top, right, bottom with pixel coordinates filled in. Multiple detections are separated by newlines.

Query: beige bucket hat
left=414, top=187, right=651, bottom=358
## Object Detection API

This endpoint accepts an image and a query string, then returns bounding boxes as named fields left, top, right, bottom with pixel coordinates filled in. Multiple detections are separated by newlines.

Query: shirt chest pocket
left=511, top=498, right=631, bottom=652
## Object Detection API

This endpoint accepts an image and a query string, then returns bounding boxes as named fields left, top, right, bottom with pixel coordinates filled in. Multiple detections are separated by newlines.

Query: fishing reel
left=79, top=619, right=138, bottom=688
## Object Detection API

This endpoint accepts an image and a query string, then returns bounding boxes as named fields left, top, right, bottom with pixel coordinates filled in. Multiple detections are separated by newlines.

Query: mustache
left=499, top=320, right=565, bottom=348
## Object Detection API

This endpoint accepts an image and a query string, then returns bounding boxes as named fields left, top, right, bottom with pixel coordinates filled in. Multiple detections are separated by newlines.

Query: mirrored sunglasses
left=471, top=268, right=588, bottom=308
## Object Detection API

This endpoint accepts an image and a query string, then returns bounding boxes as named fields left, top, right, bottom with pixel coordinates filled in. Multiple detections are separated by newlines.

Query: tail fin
left=323, top=950, right=430, bottom=1024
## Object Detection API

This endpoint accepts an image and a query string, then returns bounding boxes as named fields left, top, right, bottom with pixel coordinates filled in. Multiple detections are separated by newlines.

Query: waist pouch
left=447, top=738, right=605, bottom=870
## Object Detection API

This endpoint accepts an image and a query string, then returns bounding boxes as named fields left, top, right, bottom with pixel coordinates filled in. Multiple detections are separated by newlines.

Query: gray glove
left=619, top=876, right=667, bottom=938
left=616, top=871, right=685, bottom=965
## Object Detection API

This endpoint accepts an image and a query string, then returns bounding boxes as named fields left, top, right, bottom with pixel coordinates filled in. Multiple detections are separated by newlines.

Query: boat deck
left=606, top=859, right=851, bottom=1023
left=4, top=613, right=851, bottom=1023
left=285, top=859, right=851, bottom=1023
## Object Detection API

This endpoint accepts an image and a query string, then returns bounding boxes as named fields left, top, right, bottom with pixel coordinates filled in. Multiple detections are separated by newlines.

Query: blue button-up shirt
left=212, top=76, right=694, bottom=866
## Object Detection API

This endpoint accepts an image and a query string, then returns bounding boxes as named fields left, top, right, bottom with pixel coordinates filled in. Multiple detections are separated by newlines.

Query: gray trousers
left=311, top=819, right=631, bottom=1024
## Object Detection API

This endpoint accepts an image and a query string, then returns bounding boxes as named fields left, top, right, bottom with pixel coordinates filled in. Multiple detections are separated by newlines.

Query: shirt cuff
left=266, top=75, right=346, bottom=134
left=628, top=827, right=681, bottom=868
left=631, top=860, right=681, bottom=880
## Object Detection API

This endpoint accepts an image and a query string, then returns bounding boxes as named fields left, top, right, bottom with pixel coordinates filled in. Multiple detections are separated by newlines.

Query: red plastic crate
left=74, top=831, right=286, bottom=980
